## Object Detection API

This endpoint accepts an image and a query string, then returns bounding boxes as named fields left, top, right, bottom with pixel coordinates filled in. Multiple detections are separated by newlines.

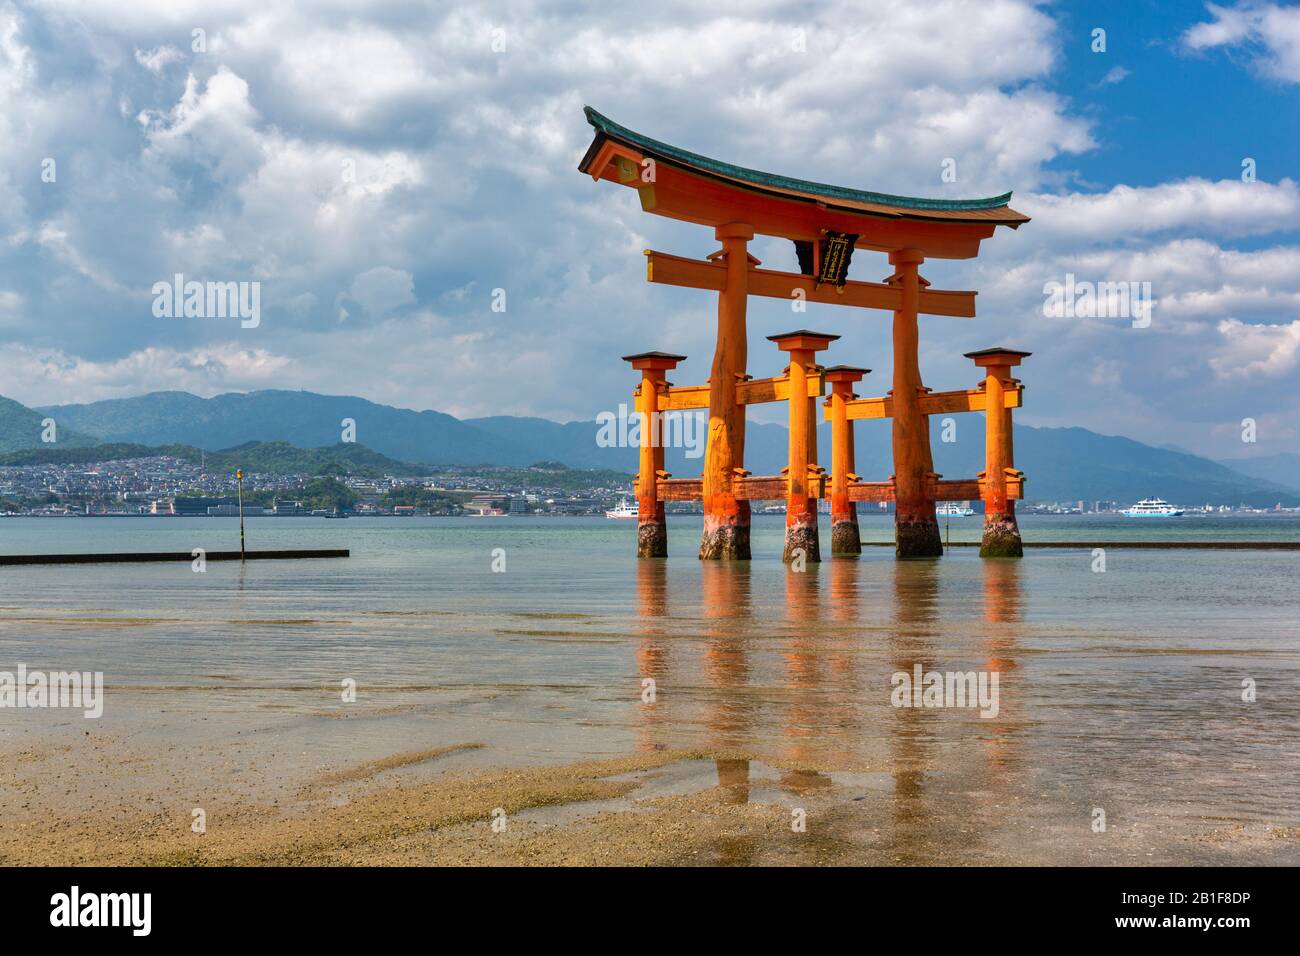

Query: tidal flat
left=1, top=515, right=1298, bottom=865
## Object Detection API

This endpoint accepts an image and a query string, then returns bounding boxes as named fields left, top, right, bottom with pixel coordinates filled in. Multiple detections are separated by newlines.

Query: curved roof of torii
left=578, top=107, right=1029, bottom=258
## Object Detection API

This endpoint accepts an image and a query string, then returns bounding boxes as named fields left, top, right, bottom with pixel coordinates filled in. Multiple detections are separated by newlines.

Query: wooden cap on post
left=622, top=350, right=687, bottom=371
left=767, top=329, right=840, bottom=353
left=822, top=364, right=870, bottom=386
left=963, top=347, right=1031, bottom=368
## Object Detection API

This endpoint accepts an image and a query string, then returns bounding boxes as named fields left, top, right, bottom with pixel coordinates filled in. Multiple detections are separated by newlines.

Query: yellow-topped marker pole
left=236, top=468, right=246, bottom=560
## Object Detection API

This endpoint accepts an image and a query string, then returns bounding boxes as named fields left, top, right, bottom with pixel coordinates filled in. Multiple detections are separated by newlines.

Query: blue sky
left=1, top=0, right=1298, bottom=460
left=1054, top=1, right=1300, bottom=196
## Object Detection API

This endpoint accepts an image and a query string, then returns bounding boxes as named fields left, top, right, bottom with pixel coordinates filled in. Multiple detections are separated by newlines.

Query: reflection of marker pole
left=236, top=469, right=245, bottom=560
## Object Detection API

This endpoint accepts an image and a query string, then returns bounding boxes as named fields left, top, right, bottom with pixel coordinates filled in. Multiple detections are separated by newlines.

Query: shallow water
left=1, top=514, right=1297, bottom=863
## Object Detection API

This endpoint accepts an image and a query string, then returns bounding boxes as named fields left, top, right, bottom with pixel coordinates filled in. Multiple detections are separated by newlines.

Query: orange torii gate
left=582, top=107, right=1030, bottom=560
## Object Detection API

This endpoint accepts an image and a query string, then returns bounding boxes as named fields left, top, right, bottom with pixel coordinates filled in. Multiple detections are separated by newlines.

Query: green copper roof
left=583, top=106, right=1015, bottom=213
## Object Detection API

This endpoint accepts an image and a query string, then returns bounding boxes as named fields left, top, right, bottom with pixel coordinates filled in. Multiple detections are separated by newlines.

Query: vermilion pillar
left=700, top=223, right=755, bottom=560
left=769, top=330, right=838, bottom=563
left=623, top=351, right=686, bottom=557
left=965, top=347, right=1030, bottom=558
left=824, top=365, right=869, bottom=555
left=889, top=248, right=942, bottom=558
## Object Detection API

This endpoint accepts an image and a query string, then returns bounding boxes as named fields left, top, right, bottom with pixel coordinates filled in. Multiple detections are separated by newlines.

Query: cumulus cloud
left=0, top=341, right=294, bottom=404
left=1184, top=2, right=1300, bottom=83
left=141, top=67, right=265, bottom=186
left=1018, top=178, right=1300, bottom=241
left=1211, top=317, right=1300, bottom=378
left=348, top=266, right=416, bottom=317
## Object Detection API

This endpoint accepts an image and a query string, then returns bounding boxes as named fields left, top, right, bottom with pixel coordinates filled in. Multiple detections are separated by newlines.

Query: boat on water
left=606, top=499, right=637, bottom=519
left=471, top=508, right=507, bottom=517
left=936, top=502, right=976, bottom=517
left=1123, top=497, right=1184, bottom=517
left=324, top=508, right=348, bottom=519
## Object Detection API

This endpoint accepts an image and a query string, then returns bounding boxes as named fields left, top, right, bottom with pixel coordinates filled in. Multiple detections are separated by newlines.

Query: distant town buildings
left=466, top=494, right=509, bottom=515
left=0, top=455, right=634, bottom=516
left=3, top=454, right=1288, bottom=518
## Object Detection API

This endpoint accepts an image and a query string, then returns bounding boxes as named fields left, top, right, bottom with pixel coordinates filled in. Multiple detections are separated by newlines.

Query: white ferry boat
left=936, top=502, right=976, bottom=517
left=606, top=499, right=637, bottom=519
left=1123, top=497, right=1184, bottom=517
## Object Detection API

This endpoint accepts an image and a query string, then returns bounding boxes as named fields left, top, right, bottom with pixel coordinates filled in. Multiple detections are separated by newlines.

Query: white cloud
left=36, top=223, right=127, bottom=292
left=1018, top=178, right=1300, bottom=241
left=133, top=45, right=184, bottom=74
left=141, top=68, right=264, bottom=186
left=0, top=341, right=293, bottom=404
left=1184, top=2, right=1300, bottom=83
left=0, top=287, right=23, bottom=327
left=1211, top=317, right=1300, bottom=377
left=348, top=266, right=415, bottom=317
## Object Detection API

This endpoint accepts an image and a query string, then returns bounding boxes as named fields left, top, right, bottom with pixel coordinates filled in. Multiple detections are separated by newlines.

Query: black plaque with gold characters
left=794, top=230, right=859, bottom=289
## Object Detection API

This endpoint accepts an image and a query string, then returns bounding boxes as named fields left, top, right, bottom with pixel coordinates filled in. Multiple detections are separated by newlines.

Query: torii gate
left=581, top=108, right=1030, bottom=560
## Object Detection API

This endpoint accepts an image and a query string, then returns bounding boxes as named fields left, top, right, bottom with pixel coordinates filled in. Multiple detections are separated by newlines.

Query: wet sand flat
left=2, top=740, right=1296, bottom=867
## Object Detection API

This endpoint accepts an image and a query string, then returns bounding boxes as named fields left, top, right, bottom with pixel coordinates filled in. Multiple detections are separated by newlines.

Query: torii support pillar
left=700, top=223, right=755, bottom=561
left=624, top=351, right=686, bottom=558
left=966, top=347, right=1031, bottom=558
left=770, top=330, right=838, bottom=563
left=825, top=365, right=869, bottom=556
left=889, top=249, right=942, bottom=558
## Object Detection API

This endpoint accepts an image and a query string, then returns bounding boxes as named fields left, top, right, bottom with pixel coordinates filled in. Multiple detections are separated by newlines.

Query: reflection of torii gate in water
left=578, top=108, right=1031, bottom=561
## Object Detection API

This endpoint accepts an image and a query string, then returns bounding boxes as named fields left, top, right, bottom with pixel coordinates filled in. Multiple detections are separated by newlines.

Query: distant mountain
left=189, top=440, right=430, bottom=477
left=465, top=416, right=615, bottom=468
left=1216, top=453, right=1300, bottom=493
left=38, top=390, right=530, bottom=466
left=12, top=388, right=1299, bottom=506
left=961, top=425, right=1298, bottom=507
left=0, top=396, right=98, bottom=452
left=195, top=441, right=427, bottom=477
